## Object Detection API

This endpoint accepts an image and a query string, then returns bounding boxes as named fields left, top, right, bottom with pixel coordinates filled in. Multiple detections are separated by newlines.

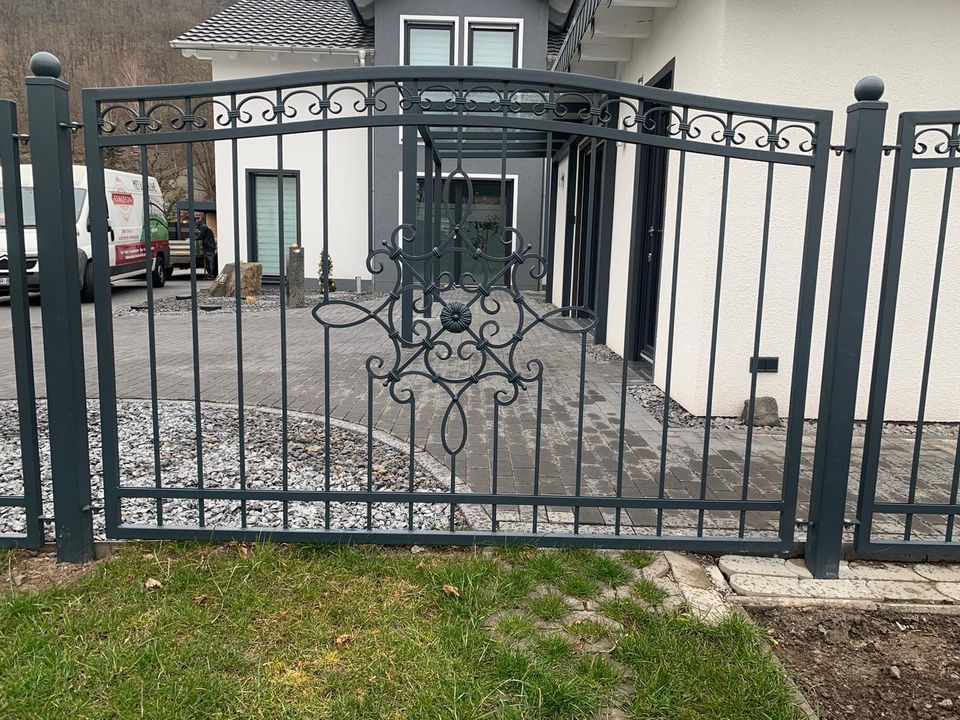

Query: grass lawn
left=0, top=544, right=804, bottom=720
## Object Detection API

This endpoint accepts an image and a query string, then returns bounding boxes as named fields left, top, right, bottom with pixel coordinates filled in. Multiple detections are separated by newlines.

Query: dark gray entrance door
left=634, top=65, right=673, bottom=362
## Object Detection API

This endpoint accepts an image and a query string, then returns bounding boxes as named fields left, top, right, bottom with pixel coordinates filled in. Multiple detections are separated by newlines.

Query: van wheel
left=152, top=255, right=167, bottom=288
left=80, top=261, right=95, bottom=303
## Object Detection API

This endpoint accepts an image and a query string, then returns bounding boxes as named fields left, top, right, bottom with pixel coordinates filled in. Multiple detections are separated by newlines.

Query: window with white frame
left=467, top=24, right=519, bottom=68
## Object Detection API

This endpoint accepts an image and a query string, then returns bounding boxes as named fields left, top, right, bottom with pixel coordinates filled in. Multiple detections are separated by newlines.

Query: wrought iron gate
left=69, top=64, right=833, bottom=555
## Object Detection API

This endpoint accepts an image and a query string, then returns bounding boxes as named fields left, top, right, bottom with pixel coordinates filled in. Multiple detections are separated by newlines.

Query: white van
left=0, top=165, right=170, bottom=302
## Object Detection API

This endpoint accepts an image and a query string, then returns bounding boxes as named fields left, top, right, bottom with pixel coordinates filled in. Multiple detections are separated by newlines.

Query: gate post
left=804, top=77, right=887, bottom=578
left=26, top=52, right=95, bottom=563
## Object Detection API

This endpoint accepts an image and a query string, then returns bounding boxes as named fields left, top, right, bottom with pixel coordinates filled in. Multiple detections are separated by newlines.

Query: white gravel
left=114, top=289, right=385, bottom=317
left=0, top=400, right=459, bottom=540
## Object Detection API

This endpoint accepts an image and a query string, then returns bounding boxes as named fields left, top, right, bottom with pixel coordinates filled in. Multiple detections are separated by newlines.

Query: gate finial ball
left=30, top=51, right=62, bottom=79
left=854, top=76, right=884, bottom=102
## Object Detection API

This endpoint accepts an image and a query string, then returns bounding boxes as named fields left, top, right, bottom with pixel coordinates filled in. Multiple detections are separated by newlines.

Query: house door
left=571, top=139, right=604, bottom=315
left=634, top=64, right=673, bottom=362
left=418, top=178, right=513, bottom=287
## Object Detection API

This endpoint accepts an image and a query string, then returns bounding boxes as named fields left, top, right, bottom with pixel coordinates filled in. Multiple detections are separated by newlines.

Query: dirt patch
left=752, top=607, right=960, bottom=720
left=2, top=549, right=105, bottom=593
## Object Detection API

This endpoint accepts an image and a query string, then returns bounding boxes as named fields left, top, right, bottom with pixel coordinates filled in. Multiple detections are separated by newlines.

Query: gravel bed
left=585, top=343, right=621, bottom=364
left=114, top=289, right=386, bottom=317
left=0, top=400, right=458, bottom=540
left=629, top=382, right=959, bottom=437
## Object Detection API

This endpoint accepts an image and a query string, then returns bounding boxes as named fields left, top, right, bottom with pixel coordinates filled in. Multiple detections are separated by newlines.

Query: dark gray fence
left=2, top=52, right=957, bottom=578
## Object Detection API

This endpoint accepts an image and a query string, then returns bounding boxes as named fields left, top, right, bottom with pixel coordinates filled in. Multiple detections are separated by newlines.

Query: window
left=404, top=22, right=455, bottom=65
left=468, top=25, right=519, bottom=68
left=248, top=171, right=299, bottom=277
left=0, top=187, right=86, bottom=227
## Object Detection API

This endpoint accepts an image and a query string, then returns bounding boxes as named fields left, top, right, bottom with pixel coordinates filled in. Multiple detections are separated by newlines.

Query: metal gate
left=68, top=64, right=833, bottom=555
left=0, top=99, right=44, bottom=549
left=853, top=110, right=960, bottom=560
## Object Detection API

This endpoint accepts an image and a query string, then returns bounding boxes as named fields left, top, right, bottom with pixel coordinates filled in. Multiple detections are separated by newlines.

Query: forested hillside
left=0, top=0, right=232, bottom=205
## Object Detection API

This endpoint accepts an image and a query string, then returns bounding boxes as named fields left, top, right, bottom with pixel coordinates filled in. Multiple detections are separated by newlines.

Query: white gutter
left=170, top=40, right=374, bottom=58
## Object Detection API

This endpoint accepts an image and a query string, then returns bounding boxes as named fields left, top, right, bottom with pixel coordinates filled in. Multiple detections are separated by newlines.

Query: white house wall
left=210, top=52, right=369, bottom=286
left=600, top=0, right=960, bottom=422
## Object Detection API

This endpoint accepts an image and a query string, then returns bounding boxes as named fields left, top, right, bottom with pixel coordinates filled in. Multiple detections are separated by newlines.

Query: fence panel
left=0, top=99, right=44, bottom=549
left=854, top=110, right=960, bottom=559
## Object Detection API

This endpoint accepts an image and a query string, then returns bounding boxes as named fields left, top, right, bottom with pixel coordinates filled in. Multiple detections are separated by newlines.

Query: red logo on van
left=111, top=191, right=134, bottom=206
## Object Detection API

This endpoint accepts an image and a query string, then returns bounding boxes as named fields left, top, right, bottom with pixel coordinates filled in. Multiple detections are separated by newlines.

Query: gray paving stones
left=866, top=580, right=950, bottom=603
left=728, top=574, right=809, bottom=597
left=913, top=564, right=960, bottom=582
left=846, top=561, right=924, bottom=582
left=936, top=583, right=960, bottom=601
left=719, top=555, right=809, bottom=578
left=799, top=579, right=882, bottom=600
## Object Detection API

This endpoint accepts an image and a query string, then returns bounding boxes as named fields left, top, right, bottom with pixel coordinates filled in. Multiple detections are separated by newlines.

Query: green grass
left=0, top=543, right=805, bottom=720
left=620, top=551, right=656, bottom=570
left=611, top=609, right=805, bottom=720
left=631, top=578, right=669, bottom=606
left=526, top=593, right=569, bottom=622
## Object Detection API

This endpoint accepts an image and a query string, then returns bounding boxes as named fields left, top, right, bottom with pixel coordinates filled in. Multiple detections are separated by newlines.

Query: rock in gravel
left=938, top=698, right=954, bottom=709
left=210, top=262, right=263, bottom=298
left=740, top=396, right=781, bottom=427
left=888, top=665, right=901, bottom=679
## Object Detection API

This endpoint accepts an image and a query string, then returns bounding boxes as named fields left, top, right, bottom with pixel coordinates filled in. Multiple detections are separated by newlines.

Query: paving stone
left=639, top=554, right=671, bottom=580
left=935, top=582, right=960, bottom=602
left=728, top=574, right=809, bottom=597
left=664, top=552, right=714, bottom=590
left=719, top=555, right=808, bottom=578
left=798, top=579, right=882, bottom=600
left=866, top=580, right=951, bottom=603
left=846, top=561, right=925, bottom=582
left=913, top=564, right=960, bottom=582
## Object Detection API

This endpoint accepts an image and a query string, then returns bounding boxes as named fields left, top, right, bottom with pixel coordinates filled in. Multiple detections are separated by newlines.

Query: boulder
left=209, top=262, right=263, bottom=298
left=740, top=396, right=781, bottom=427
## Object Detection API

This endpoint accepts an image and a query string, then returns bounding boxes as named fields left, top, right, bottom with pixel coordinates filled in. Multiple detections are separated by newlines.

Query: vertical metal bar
left=137, top=104, right=163, bottom=523
left=185, top=98, right=204, bottom=528
left=400, top=82, right=417, bottom=341
left=947, top=425, right=960, bottom=542
left=25, top=54, right=94, bottom=562
left=779, top=112, right=833, bottom=548
left=408, top=398, right=416, bottom=531
left=423, top=138, right=434, bottom=317
left=592, top=104, right=619, bottom=344
left=322, top=85, right=332, bottom=530
left=656, top=106, right=689, bottom=536
left=83, top=90, right=121, bottom=540
left=573, top=333, right=587, bottom=532
left=699, top=112, right=733, bottom=536
left=367, top=372, right=374, bottom=530
left=275, top=90, right=289, bottom=529
left=739, top=118, right=778, bottom=539
left=499, top=83, right=509, bottom=284
left=491, top=400, right=500, bottom=530
left=449, top=454, right=457, bottom=532
left=543, top=124, right=556, bottom=303
left=854, top=113, right=911, bottom=556
left=531, top=377, right=543, bottom=534
left=367, top=80, right=375, bottom=257
left=230, top=94, right=247, bottom=527
left=581, top=111, right=599, bottom=314
left=904, top=128, right=954, bottom=541
left=615, top=131, right=647, bottom=535
left=806, top=78, right=887, bottom=578
left=0, top=101, right=43, bottom=548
